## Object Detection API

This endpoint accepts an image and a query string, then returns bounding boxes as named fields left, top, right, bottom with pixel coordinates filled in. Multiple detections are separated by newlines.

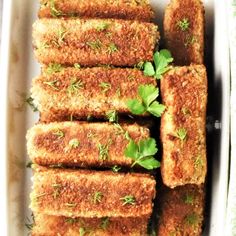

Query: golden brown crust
left=30, top=167, right=156, bottom=218
left=164, top=0, right=204, bottom=65
left=26, top=121, right=150, bottom=168
left=157, top=185, right=205, bottom=236
left=33, top=18, right=159, bottom=66
left=31, top=67, right=156, bottom=122
left=38, top=0, right=154, bottom=22
left=32, top=213, right=149, bottom=236
left=160, top=65, right=207, bottom=188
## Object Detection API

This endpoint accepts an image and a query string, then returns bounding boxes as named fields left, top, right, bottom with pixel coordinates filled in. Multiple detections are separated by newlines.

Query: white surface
left=0, top=0, right=230, bottom=235
left=226, top=0, right=236, bottom=235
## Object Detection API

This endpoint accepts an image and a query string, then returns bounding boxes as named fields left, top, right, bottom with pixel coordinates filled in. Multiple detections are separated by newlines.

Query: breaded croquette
left=26, top=121, right=150, bottom=168
left=32, top=213, right=149, bottom=236
left=164, top=0, right=204, bottom=65
left=38, top=0, right=154, bottom=22
left=157, top=185, right=205, bottom=236
left=33, top=18, right=159, bottom=66
left=161, top=65, right=207, bottom=188
left=30, top=167, right=156, bottom=218
left=31, top=67, right=156, bottom=122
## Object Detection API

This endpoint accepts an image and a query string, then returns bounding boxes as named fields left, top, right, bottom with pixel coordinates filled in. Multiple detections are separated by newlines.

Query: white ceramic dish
left=0, top=0, right=230, bottom=235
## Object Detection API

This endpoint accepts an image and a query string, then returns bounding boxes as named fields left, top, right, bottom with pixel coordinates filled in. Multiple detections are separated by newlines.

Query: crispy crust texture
left=33, top=18, right=159, bottom=66
left=30, top=167, right=156, bottom=218
left=31, top=67, right=156, bottom=122
left=32, top=213, right=149, bottom=236
left=164, top=0, right=204, bottom=65
left=38, top=0, right=154, bottom=22
left=157, top=185, right=205, bottom=236
left=26, top=121, right=150, bottom=168
left=160, top=65, right=207, bottom=188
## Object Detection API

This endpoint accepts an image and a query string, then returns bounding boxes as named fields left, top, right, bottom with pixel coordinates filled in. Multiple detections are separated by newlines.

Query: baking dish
left=0, top=0, right=230, bottom=235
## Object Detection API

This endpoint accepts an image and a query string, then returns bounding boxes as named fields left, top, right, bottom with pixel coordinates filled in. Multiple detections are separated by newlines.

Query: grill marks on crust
left=157, top=185, right=205, bottom=236
left=31, top=67, right=156, bottom=122
left=33, top=18, right=159, bottom=66
left=26, top=122, right=150, bottom=168
left=38, top=0, right=154, bottom=22
left=30, top=167, right=156, bottom=218
left=160, top=65, right=207, bottom=188
left=164, top=0, right=204, bottom=65
left=32, top=213, right=149, bottom=236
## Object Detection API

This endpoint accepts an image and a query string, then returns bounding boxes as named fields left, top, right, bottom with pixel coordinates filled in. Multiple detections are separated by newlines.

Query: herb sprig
left=126, top=85, right=165, bottom=117
left=177, top=18, right=190, bottom=31
left=124, top=138, right=160, bottom=170
left=143, top=50, right=173, bottom=79
left=120, top=195, right=136, bottom=206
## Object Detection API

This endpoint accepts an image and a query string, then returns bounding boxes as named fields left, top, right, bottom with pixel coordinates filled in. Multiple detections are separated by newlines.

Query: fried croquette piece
left=164, top=0, right=205, bottom=65
left=26, top=121, right=150, bottom=168
left=160, top=65, right=207, bottom=188
left=32, top=213, right=149, bottom=236
left=157, top=185, right=205, bottom=236
left=33, top=18, right=159, bottom=66
left=30, top=167, right=156, bottom=218
left=38, top=0, right=154, bottom=22
left=31, top=67, right=156, bottom=122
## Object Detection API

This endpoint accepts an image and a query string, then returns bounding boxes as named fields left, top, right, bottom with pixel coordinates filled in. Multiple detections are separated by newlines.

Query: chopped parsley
left=106, top=110, right=118, bottom=123
left=43, top=80, right=60, bottom=90
left=52, top=183, right=62, bottom=199
left=93, top=191, right=103, bottom=204
left=67, top=78, right=84, bottom=95
left=143, top=49, right=173, bottom=79
left=175, top=128, right=188, bottom=141
left=46, top=63, right=63, bottom=75
left=100, top=217, right=110, bottom=230
left=86, top=39, right=102, bottom=50
left=184, top=194, right=194, bottom=205
left=126, top=84, right=166, bottom=117
left=177, top=18, right=190, bottom=31
left=124, top=138, right=160, bottom=170
left=96, top=22, right=110, bottom=32
left=194, top=155, right=203, bottom=168
left=53, top=129, right=64, bottom=139
left=184, top=35, right=196, bottom=47
left=65, top=218, right=79, bottom=224
left=99, top=82, right=111, bottom=93
left=69, top=138, right=80, bottom=148
left=79, top=227, right=86, bottom=236
left=107, top=43, right=118, bottom=54
left=74, top=63, right=81, bottom=69
left=98, top=140, right=112, bottom=160
left=184, top=213, right=199, bottom=226
left=49, top=0, right=63, bottom=17
left=120, top=195, right=136, bottom=206
left=112, top=165, right=121, bottom=172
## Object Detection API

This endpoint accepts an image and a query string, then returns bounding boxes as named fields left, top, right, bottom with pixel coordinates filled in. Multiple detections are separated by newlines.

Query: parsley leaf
left=124, top=138, right=160, bottom=170
left=144, top=49, right=173, bottom=79
left=126, top=85, right=165, bottom=117
left=175, top=128, right=187, bottom=141
left=177, top=18, right=190, bottom=31
left=26, top=96, right=38, bottom=112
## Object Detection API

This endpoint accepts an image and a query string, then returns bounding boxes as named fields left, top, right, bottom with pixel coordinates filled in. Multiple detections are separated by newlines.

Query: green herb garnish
left=177, top=18, right=190, bottom=31
left=69, top=138, right=80, bottom=148
left=107, top=43, right=118, bottom=54
left=135, top=61, right=145, bottom=70
left=99, top=82, right=111, bottom=93
left=52, top=183, right=62, bottom=199
left=126, top=85, right=165, bottom=117
left=143, top=50, right=173, bottom=79
left=46, top=63, right=63, bottom=75
left=25, top=214, right=35, bottom=231
left=101, top=217, right=110, bottom=230
left=53, top=129, right=64, bottom=139
left=124, top=138, right=160, bottom=170
left=49, top=0, right=63, bottom=17
left=120, top=195, right=136, bottom=206
left=67, top=78, right=84, bottom=95
left=98, top=140, right=112, bottom=160
left=106, top=110, right=118, bottom=123
left=112, top=165, right=121, bottom=172
left=74, top=63, right=81, bottom=69
left=56, top=27, right=67, bottom=46
left=79, top=227, right=86, bottom=236
left=93, top=191, right=103, bottom=204
left=175, top=128, right=187, bottom=141
left=43, top=80, right=60, bottom=90
left=86, top=39, right=102, bottom=50
left=65, top=218, right=79, bottom=224
left=96, top=22, right=109, bottom=32
left=26, top=96, right=38, bottom=112
left=184, top=194, right=194, bottom=205
left=194, top=155, right=203, bottom=168
left=184, top=35, right=196, bottom=47
left=184, top=213, right=199, bottom=225
left=26, top=161, right=33, bottom=168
